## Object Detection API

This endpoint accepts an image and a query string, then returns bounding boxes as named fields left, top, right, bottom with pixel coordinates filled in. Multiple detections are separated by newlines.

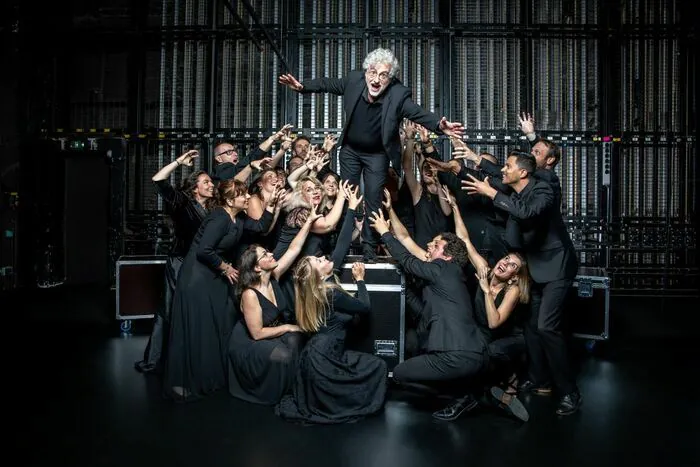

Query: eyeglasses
left=365, top=69, right=391, bottom=83
left=216, top=148, right=237, bottom=157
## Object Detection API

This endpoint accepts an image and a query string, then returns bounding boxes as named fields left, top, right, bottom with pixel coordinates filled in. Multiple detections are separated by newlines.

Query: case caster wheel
left=120, top=319, right=133, bottom=335
left=585, top=340, right=597, bottom=353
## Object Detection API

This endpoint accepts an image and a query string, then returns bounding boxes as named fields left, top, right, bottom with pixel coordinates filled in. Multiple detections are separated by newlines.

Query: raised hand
left=338, top=179, right=351, bottom=199
left=351, top=262, right=366, bottom=281
left=475, top=267, right=490, bottom=294
left=439, top=185, right=457, bottom=208
left=343, top=183, right=363, bottom=210
left=315, top=154, right=330, bottom=172
left=322, top=134, right=338, bottom=153
left=278, top=73, right=303, bottom=92
left=438, top=117, right=465, bottom=138
left=251, top=157, right=273, bottom=171
left=268, top=186, right=287, bottom=209
left=274, top=123, right=294, bottom=140
left=177, top=149, right=199, bottom=166
left=382, top=188, right=392, bottom=211
left=461, top=174, right=495, bottom=197
left=518, top=112, right=535, bottom=135
left=368, top=209, right=390, bottom=236
left=305, top=203, right=323, bottom=225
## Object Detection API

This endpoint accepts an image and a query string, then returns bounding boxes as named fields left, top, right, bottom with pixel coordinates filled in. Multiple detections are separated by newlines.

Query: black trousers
left=487, top=334, right=526, bottom=385
left=135, top=255, right=183, bottom=372
left=338, top=145, right=389, bottom=249
left=525, top=278, right=578, bottom=395
left=392, top=350, right=486, bottom=397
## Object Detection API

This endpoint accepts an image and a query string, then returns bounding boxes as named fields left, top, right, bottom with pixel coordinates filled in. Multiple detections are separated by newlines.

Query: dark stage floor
left=11, top=285, right=700, bottom=467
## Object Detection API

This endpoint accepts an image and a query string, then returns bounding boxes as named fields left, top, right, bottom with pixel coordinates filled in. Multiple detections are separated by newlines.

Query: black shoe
left=519, top=380, right=553, bottom=396
left=134, top=360, right=160, bottom=375
left=362, top=245, right=378, bottom=264
left=432, top=394, right=479, bottom=421
left=490, top=386, right=530, bottom=422
left=556, top=392, right=582, bottom=416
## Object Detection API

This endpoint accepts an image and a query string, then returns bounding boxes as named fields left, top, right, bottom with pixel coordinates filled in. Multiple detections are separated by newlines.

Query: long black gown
left=275, top=206, right=387, bottom=424
left=164, top=207, right=272, bottom=402
left=227, top=279, right=303, bottom=405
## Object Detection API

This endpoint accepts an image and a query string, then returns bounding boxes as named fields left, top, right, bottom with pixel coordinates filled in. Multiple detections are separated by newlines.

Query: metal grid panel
left=531, top=38, right=599, bottom=132
left=161, top=0, right=209, bottom=27
left=298, top=0, right=366, bottom=25
left=144, top=50, right=163, bottom=129
left=296, top=39, right=365, bottom=131
left=220, top=0, right=279, bottom=25
left=621, top=0, right=679, bottom=24
left=621, top=39, right=681, bottom=132
left=68, top=52, right=129, bottom=129
left=532, top=0, right=599, bottom=25
left=453, top=38, right=522, bottom=131
left=556, top=143, right=602, bottom=217
left=156, top=0, right=210, bottom=130
left=155, top=39, right=210, bottom=129
left=617, top=144, right=681, bottom=218
left=452, top=0, right=521, bottom=24
left=368, top=0, right=438, bottom=24
left=218, top=40, right=279, bottom=130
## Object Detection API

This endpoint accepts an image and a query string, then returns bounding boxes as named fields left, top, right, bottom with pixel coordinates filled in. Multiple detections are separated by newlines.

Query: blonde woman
left=275, top=184, right=387, bottom=424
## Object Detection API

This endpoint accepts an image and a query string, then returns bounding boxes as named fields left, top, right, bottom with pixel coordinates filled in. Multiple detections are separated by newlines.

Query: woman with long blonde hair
left=275, top=184, right=388, bottom=424
left=227, top=205, right=321, bottom=405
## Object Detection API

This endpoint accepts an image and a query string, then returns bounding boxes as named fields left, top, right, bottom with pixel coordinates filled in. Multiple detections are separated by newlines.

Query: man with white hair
left=279, top=48, right=464, bottom=262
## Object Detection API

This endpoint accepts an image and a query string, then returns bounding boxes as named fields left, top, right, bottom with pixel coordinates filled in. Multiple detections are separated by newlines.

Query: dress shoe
left=432, top=394, right=478, bottom=421
left=556, top=391, right=582, bottom=416
left=134, top=360, right=161, bottom=375
left=519, top=380, right=553, bottom=396
left=490, top=386, right=530, bottom=422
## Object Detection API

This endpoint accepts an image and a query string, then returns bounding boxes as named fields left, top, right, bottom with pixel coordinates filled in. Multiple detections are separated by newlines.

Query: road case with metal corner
left=115, top=255, right=168, bottom=332
left=338, top=257, right=405, bottom=375
left=568, top=266, right=610, bottom=342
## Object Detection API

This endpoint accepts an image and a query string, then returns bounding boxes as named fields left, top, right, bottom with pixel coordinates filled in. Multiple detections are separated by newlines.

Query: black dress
left=275, top=205, right=387, bottom=424
left=473, top=287, right=526, bottom=378
left=164, top=207, right=272, bottom=402
left=275, top=280, right=387, bottom=424
left=227, top=279, right=303, bottom=405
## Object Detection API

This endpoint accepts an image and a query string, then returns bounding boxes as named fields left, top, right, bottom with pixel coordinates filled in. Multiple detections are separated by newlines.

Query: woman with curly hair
left=276, top=185, right=388, bottom=424
left=164, top=178, right=276, bottom=402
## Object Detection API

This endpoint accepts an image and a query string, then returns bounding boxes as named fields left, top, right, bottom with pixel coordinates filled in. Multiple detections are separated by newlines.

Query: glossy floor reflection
left=19, top=321, right=700, bottom=467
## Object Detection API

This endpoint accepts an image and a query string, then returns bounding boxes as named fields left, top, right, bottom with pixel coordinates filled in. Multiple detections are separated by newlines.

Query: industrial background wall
left=1, top=1, right=697, bottom=317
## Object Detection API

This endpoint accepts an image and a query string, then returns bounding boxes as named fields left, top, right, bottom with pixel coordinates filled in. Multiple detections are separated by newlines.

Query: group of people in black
left=134, top=47, right=583, bottom=424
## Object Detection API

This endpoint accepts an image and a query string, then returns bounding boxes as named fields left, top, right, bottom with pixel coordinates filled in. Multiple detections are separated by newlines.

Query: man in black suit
left=279, top=48, right=464, bottom=262
left=369, top=210, right=488, bottom=421
left=463, top=151, right=582, bottom=415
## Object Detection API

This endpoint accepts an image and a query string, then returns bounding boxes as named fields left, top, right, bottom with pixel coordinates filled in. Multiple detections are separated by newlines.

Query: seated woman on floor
left=276, top=184, right=387, bottom=424
left=227, top=204, right=324, bottom=405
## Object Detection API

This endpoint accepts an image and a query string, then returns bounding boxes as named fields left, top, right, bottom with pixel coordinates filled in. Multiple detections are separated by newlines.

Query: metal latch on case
left=577, top=279, right=593, bottom=298
left=374, top=340, right=398, bottom=357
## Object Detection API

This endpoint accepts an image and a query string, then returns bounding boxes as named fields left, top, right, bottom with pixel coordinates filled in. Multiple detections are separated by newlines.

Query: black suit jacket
left=492, top=179, right=578, bottom=283
left=301, top=70, right=443, bottom=172
left=381, top=232, right=487, bottom=353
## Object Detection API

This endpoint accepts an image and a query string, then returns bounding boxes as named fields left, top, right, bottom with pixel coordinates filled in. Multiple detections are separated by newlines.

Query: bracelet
left=175, top=159, right=181, bottom=166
